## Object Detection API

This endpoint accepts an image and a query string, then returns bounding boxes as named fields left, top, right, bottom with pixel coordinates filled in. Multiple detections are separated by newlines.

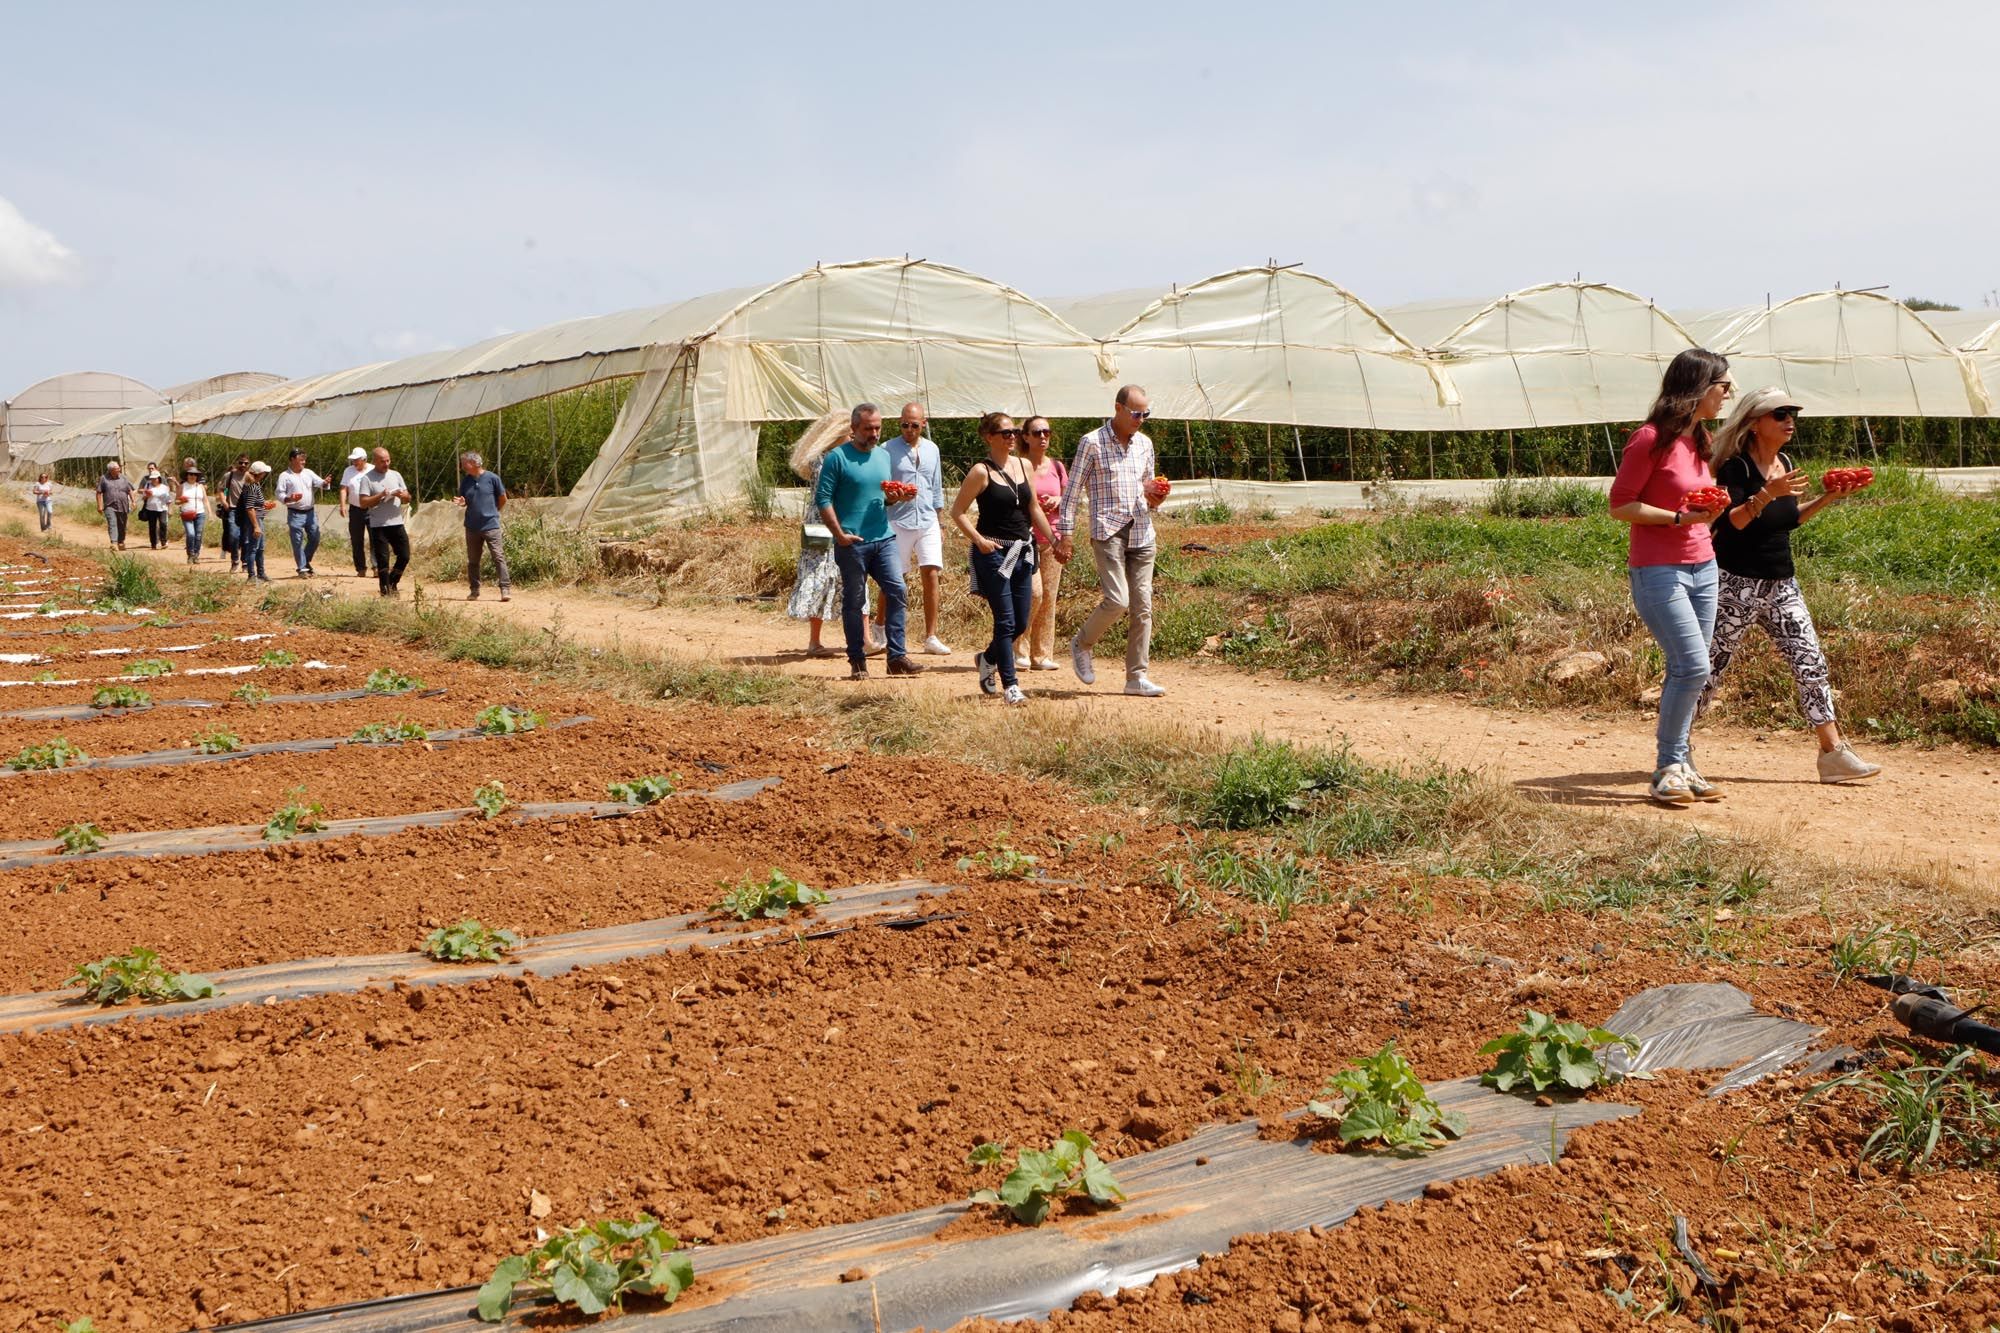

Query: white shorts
left=890, top=522, right=943, bottom=572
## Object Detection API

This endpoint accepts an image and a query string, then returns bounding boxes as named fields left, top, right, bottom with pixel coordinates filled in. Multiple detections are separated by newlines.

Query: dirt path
left=34, top=504, right=2000, bottom=893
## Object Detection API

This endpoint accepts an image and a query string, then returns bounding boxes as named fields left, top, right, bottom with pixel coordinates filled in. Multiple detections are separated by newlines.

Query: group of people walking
left=79, top=447, right=509, bottom=601
left=790, top=388, right=1167, bottom=705
left=1610, top=349, right=1882, bottom=802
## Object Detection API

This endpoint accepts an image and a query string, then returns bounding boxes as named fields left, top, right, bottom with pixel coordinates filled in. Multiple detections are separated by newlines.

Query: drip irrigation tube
left=0, top=715, right=592, bottom=779
left=0, top=774, right=781, bottom=870
left=208, top=983, right=1822, bottom=1333
left=0, top=616, right=204, bottom=639
left=0, top=876, right=944, bottom=1036
left=0, top=659, right=343, bottom=687
left=0, top=685, right=443, bottom=723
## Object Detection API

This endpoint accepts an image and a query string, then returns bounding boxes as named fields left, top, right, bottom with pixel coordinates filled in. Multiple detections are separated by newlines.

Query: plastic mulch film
left=0, top=685, right=443, bottom=723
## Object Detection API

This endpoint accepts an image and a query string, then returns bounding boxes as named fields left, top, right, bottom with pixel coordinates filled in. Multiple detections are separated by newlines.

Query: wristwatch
left=1672, top=511, right=1681, bottom=526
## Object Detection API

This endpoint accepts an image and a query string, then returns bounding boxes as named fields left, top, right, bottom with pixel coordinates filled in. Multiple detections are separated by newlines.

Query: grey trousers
left=1077, top=524, right=1155, bottom=680
left=466, top=526, right=510, bottom=594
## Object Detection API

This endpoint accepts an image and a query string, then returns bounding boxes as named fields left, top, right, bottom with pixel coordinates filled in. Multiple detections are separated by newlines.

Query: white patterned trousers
left=1698, top=572, right=1836, bottom=727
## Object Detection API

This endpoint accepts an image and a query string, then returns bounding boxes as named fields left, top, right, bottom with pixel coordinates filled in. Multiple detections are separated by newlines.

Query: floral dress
left=785, top=460, right=867, bottom=621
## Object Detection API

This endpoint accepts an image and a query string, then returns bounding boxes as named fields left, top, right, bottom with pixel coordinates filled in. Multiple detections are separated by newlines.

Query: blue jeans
left=1629, top=561, right=1718, bottom=771
left=287, top=509, right=320, bottom=572
left=833, top=537, right=906, bottom=667
left=184, top=513, right=205, bottom=559
left=221, top=509, right=240, bottom=561
left=971, top=544, right=1035, bottom=689
left=36, top=501, right=51, bottom=532
left=241, top=526, right=267, bottom=580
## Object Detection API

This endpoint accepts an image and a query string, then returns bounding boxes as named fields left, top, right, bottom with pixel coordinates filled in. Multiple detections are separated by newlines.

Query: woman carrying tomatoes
left=949, top=412, right=1058, bottom=705
left=1697, top=387, right=1881, bottom=784
left=1609, top=349, right=1733, bottom=806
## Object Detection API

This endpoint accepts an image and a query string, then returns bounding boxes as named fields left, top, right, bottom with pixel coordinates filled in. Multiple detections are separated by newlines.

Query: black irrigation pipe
left=0, top=876, right=946, bottom=1036
left=0, top=685, right=444, bottom=724
left=208, top=983, right=1822, bottom=1333
left=0, top=716, right=593, bottom=778
left=0, top=775, right=782, bottom=871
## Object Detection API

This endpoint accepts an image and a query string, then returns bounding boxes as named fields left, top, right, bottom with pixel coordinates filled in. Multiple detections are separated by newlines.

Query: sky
left=4, top=0, right=1998, bottom=396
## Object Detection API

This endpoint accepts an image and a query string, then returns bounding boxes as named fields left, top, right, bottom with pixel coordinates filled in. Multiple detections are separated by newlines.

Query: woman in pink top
left=1608, top=348, right=1732, bottom=807
left=1019, top=416, right=1069, bottom=671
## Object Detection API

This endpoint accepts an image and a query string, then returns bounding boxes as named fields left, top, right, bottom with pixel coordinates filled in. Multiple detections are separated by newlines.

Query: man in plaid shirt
left=1054, top=385, right=1169, bottom=697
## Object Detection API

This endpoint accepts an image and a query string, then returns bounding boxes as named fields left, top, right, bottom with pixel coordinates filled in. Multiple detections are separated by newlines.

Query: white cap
left=248, top=460, right=272, bottom=475
left=348, top=446, right=367, bottom=460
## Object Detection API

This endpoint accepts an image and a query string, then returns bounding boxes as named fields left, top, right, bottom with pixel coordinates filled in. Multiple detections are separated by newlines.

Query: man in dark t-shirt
left=453, top=450, right=510, bottom=601
left=95, top=463, right=136, bottom=549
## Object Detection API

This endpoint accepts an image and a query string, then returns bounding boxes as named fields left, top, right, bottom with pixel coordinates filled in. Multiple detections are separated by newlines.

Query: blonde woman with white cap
left=337, top=445, right=374, bottom=578
left=1697, top=386, right=1880, bottom=783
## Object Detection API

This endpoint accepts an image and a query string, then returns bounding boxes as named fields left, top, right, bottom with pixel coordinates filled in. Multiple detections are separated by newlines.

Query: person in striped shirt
left=1053, top=385, right=1169, bottom=697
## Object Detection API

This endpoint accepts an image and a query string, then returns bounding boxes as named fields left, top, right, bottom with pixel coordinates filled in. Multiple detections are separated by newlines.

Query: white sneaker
left=1124, top=676, right=1166, bottom=698
left=1003, top=684, right=1028, bottom=706
left=975, top=650, right=1000, bottom=696
left=1070, top=633, right=1095, bottom=685
left=1818, top=743, right=1882, bottom=784
left=866, top=623, right=888, bottom=655
left=1648, top=765, right=1695, bottom=807
left=922, top=635, right=953, bottom=655
left=1682, top=762, right=1724, bottom=801
left=1031, top=657, right=1060, bottom=671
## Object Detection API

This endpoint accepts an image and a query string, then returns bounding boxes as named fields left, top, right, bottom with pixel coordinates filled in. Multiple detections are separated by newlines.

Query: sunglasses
left=1125, top=408, right=1151, bottom=420
left=1711, top=380, right=1734, bottom=395
left=1769, top=406, right=1801, bottom=422
left=988, top=428, right=1020, bottom=438
left=1024, top=427, right=1052, bottom=438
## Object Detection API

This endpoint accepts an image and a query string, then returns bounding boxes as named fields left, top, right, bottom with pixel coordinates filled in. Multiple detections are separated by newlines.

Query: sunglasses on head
left=1769, top=406, right=1800, bottom=422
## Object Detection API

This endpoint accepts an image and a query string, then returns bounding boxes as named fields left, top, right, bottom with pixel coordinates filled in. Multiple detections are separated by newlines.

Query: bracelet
left=1672, top=511, right=1681, bottom=526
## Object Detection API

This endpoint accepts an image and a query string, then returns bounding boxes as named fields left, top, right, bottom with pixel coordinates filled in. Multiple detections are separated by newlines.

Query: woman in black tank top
left=949, top=412, right=1058, bottom=702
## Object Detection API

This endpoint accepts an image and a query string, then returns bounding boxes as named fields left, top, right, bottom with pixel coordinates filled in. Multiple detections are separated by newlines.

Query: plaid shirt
left=1057, top=421, right=1157, bottom=546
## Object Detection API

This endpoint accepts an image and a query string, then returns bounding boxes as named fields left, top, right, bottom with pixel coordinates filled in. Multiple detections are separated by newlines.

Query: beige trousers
left=1026, top=549, right=1065, bottom=663
left=1077, top=525, right=1155, bottom=680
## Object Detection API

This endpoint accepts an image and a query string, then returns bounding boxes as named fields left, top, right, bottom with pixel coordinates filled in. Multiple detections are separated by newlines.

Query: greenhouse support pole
left=1293, top=426, right=1307, bottom=483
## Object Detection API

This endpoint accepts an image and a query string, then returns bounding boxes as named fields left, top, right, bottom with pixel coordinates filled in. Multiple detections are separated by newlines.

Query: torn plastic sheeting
left=0, top=877, right=946, bottom=1036
left=209, top=982, right=1822, bottom=1333
left=0, top=660, right=344, bottom=687
left=84, top=632, right=276, bottom=654
left=0, top=775, right=779, bottom=869
left=0, top=605, right=154, bottom=620
left=0, top=715, right=592, bottom=779
left=0, top=684, right=443, bottom=722
left=0, top=616, right=203, bottom=639
left=1599, top=982, right=1826, bottom=1095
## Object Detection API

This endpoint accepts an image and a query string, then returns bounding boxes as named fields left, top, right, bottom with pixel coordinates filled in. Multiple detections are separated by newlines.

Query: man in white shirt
left=352, top=446, right=414, bottom=597
left=868, top=402, right=952, bottom=655
left=336, top=446, right=374, bottom=578
left=275, top=448, right=326, bottom=577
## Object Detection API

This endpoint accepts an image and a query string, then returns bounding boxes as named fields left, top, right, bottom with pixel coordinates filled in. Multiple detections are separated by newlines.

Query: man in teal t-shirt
left=813, top=403, right=924, bottom=680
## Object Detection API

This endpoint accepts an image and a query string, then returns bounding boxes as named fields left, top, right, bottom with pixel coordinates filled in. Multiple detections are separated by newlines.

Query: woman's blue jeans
left=1629, top=561, right=1718, bottom=771
left=184, top=513, right=205, bottom=559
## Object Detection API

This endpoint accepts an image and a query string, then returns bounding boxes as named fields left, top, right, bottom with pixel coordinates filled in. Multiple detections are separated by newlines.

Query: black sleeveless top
left=974, top=460, right=1034, bottom=543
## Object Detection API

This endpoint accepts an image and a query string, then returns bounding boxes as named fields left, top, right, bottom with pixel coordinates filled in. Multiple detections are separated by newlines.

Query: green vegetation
left=364, top=666, right=421, bottom=693
left=230, top=683, right=271, bottom=704
left=427, top=513, right=598, bottom=587
left=349, top=718, right=430, bottom=744
left=8, top=737, right=87, bottom=771
left=714, top=868, right=828, bottom=921
left=67, top=947, right=216, bottom=1004
left=474, top=703, right=543, bottom=735
left=606, top=774, right=678, bottom=805
left=263, top=787, right=327, bottom=842
left=1479, top=1011, right=1639, bottom=1094
left=57, top=823, right=105, bottom=855
left=89, top=684, right=151, bottom=710
left=102, top=554, right=161, bottom=606
left=1830, top=923, right=1932, bottom=982
left=1306, top=1042, right=1465, bottom=1153
left=472, top=781, right=510, bottom=818
left=258, top=648, right=298, bottom=668
left=423, top=920, right=520, bottom=963
left=193, top=729, right=242, bottom=754
left=123, top=657, right=173, bottom=677
left=1189, top=735, right=1364, bottom=829
left=955, top=843, right=1040, bottom=880
left=969, top=1130, right=1125, bottom=1225
left=476, top=1215, right=693, bottom=1322
left=1810, top=1047, right=2000, bottom=1172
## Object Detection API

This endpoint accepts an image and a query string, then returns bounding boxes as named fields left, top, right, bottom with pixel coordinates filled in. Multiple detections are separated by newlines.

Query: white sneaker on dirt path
left=975, top=650, right=1000, bottom=696
left=867, top=622, right=888, bottom=655
left=1818, top=743, right=1882, bottom=784
left=922, top=635, right=953, bottom=655
left=1031, top=657, right=1059, bottom=671
left=1648, top=765, right=1695, bottom=806
left=1682, top=763, right=1724, bottom=801
left=1003, top=684, right=1028, bottom=705
left=1070, top=633, right=1095, bottom=685
left=1124, top=676, right=1166, bottom=698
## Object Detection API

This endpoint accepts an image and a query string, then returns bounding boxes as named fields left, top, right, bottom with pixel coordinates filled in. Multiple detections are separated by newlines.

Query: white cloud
left=0, top=196, right=80, bottom=287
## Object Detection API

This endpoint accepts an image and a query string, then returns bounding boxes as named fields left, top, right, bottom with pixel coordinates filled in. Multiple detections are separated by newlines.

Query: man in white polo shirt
left=275, top=448, right=326, bottom=577
left=353, top=445, right=414, bottom=597
left=337, top=446, right=374, bottom=578
left=868, top=402, right=952, bottom=656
